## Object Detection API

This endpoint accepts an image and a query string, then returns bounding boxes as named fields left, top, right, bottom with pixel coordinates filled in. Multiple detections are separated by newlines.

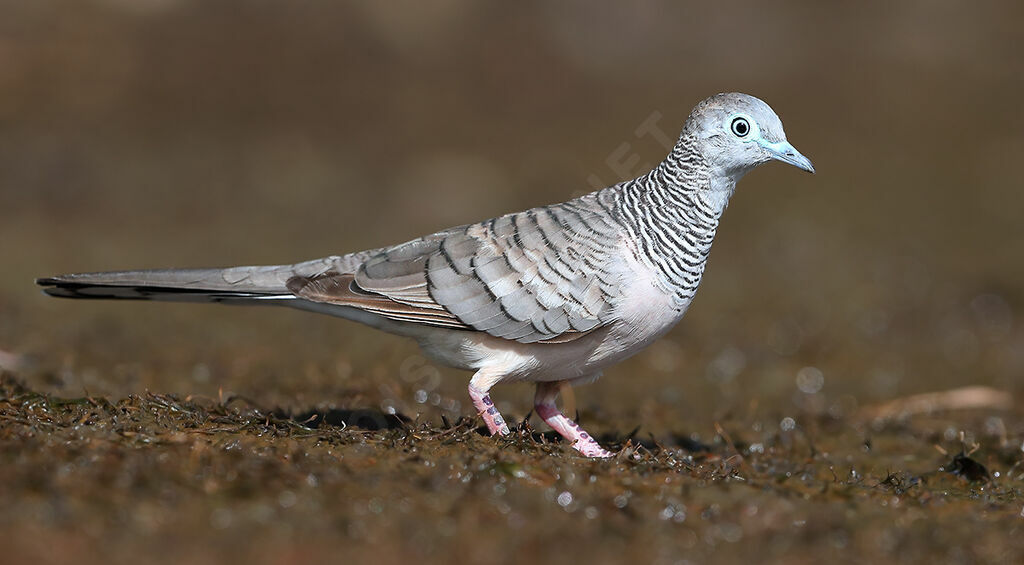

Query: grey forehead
left=696, top=93, right=787, bottom=141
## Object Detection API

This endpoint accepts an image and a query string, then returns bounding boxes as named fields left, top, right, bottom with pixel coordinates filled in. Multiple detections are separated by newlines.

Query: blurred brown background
left=2, top=0, right=1023, bottom=443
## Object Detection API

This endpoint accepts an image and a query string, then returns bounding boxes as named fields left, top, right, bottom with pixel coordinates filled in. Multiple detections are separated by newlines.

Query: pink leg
left=468, top=383, right=510, bottom=436
left=534, top=381, right=613, bottom=458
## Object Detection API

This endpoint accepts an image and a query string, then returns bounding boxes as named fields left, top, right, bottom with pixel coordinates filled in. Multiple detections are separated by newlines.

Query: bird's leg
left=534, top=381, right=613, bottom=458
left=468, top=377, right=510, bottom=436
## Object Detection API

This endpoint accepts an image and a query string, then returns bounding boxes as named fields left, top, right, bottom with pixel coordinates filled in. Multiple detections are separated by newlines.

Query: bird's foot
left=576, top=441, right=615, bottom=459
left=534, top=382, right=613, bottom=458
left=468, top=383, right=510, bottom=436
left=534, top=402, right=613, bottom=458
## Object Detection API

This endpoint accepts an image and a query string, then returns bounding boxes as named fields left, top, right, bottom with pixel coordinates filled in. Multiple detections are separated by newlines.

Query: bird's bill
left=760, top=140, right=815, bottom=174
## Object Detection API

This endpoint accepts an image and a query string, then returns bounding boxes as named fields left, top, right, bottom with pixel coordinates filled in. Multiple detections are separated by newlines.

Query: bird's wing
left=288, top=198, right=624, bottom=344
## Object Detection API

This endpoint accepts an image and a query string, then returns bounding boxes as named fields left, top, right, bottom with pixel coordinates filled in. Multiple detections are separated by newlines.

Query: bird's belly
left=411, top=265, right=687, bottom=384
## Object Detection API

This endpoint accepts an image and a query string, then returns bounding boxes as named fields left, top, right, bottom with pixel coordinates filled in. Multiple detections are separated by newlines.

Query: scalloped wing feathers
left=289, top=197, right=624, bottom=344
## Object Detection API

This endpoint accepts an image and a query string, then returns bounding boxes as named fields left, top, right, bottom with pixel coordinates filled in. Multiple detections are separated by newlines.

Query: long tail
left=35, top=255, right=371, bottom=304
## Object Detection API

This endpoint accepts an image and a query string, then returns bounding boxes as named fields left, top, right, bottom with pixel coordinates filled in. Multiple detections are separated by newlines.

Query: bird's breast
left=607, top=261, right=689, bottom=349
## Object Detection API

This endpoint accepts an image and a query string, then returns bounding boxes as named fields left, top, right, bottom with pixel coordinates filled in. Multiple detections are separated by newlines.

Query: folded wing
left=288, top=197, right=623, bottom=344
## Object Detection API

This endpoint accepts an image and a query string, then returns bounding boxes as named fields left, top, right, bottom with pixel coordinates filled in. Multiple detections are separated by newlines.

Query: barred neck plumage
left=600, top=137, right=733, bottom=304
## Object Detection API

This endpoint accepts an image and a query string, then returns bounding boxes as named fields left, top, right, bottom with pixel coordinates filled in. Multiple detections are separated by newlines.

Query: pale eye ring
left=731, top=117, right=750, bottom=137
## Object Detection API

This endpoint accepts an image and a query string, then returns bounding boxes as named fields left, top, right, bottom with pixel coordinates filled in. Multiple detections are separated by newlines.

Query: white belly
left=410, top=251, right=690, bottom=386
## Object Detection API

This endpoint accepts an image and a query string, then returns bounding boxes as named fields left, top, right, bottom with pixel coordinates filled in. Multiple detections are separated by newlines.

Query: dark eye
left=731, top=117, right=750, bottom=137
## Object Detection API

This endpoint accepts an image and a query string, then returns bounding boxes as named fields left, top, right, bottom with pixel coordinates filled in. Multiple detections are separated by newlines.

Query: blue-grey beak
left=760, top=140, right=815, bottom=174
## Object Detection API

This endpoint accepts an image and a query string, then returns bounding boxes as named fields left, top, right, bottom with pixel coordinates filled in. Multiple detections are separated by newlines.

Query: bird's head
left=684, top=92, right=814, bottom=181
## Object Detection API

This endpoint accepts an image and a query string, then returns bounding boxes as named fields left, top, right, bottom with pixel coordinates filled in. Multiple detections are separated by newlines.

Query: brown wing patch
left=287, top=272, right=470, bottom=330
left=288, top=271, right=599, bottom=342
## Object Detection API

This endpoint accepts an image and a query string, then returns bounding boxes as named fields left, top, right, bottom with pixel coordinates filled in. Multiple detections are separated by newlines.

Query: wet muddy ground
left=3, top=2, right=1024, bottom=564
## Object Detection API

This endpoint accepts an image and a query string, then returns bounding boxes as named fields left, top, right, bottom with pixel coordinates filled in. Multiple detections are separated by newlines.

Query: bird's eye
left=731, top=117, right=750, bottom=137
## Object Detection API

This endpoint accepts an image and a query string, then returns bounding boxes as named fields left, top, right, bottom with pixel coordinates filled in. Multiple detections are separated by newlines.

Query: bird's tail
left=36, top=267, right=296, bottom=304
left=35, top=256, right=366, bottom=305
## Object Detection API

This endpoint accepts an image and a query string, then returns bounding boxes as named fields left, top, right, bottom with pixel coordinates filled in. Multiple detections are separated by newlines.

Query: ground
left=2, top=372, right=1022, bottom=564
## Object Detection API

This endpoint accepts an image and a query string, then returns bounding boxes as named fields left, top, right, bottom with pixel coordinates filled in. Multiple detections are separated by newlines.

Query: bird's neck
left=607, top=140, right=731, bottom=304
left=656, top=140, right=738, bottom=218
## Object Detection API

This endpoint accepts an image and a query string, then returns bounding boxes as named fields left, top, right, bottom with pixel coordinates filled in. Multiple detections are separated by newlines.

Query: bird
left=37, top=92, right=814, bottom=458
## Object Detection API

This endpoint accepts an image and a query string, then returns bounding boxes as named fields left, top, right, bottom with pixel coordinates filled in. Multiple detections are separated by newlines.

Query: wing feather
left=289, top=194, right=623, bottom=343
